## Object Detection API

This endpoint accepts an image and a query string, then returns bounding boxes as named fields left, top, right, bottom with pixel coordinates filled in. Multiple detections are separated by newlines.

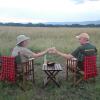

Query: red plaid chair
left=0, top=56, right=16, bottom=83
left=0, top=56, right=35, bottom=90
left=84, top=56, right=97, bottom=80
left=74, top=56, right=97, bottom=86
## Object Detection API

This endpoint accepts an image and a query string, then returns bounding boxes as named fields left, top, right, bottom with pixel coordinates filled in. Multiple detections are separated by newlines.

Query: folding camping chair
left=0, top=56, right=35, bottom=90
left=66, top=47, right=98, bottom=86
left=0, top=56, right=16, bottom=83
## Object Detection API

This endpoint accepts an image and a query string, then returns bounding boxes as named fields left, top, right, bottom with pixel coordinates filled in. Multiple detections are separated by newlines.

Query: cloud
left=88, top=0, right=100, bottom=1
left=0, top=0, right=100, bottom=22
left=71, top=0, right=100, bottom=4
left=71, top=0, right=84, bottom=4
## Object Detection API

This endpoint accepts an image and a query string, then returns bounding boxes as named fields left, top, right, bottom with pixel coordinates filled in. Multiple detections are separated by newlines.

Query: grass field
left=0, top=26, right=100, bottom=100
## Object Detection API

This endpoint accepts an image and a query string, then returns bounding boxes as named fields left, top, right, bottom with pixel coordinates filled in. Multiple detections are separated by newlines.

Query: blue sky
left=0, top=0, right=100, bottom=23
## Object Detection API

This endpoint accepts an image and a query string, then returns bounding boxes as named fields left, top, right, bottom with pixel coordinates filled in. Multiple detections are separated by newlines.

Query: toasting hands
left=47, top=47, right=57, bottom=54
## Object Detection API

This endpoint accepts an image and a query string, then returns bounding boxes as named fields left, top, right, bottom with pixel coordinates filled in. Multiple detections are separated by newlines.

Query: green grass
left=0, top=66, right=99, bottom=100
left=0, top=26, right=100, bottom=100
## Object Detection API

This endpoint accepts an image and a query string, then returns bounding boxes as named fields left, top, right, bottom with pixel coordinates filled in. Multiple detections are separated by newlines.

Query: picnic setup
left=0, top=51, right=98, bottom=90
left=0, top=32, right=99, bottom=100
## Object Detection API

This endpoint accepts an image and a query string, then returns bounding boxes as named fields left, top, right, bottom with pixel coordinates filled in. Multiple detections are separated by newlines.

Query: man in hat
left=51, top=33, right=97, bottom=70
left=12, top=35, right=50, bottom=63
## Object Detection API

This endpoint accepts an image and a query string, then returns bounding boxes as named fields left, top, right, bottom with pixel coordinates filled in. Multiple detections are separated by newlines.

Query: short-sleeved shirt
left=71, top=43, right=97, bottom=62
left=11, top=46, right=34, bottom=62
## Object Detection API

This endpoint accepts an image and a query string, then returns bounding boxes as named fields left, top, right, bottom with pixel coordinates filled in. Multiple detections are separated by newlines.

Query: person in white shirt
left=12, top=35, right=50, bottom=62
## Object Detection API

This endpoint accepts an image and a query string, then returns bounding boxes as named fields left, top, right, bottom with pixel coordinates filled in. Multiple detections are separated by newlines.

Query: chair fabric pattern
left=84, top=56, right=97, bottom=80
left=0, top=56, right=16, bottom=83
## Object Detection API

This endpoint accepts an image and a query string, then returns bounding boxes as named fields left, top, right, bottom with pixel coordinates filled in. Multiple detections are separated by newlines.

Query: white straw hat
left=76, top=33, right=90, bottom=39
left=16, top=35, right=30, bottom=45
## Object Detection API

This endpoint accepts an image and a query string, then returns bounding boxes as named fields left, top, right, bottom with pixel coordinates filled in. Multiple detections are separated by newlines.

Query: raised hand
left=48, top=47, right=57, bottom=54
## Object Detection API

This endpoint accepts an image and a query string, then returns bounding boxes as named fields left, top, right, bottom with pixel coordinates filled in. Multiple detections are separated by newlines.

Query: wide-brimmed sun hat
left=76, top=33, right=90, bottom=39
left=16, top=35, right=30, bottom=45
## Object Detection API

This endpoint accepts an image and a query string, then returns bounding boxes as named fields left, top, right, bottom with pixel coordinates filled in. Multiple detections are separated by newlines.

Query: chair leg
left=93, top=77, right=96, bottom=83
left=16, top=82, right=25, bottom=91
left=74, top=77, right=84, bottom=86
left=32, top=60, right=35, bottom=84
left=66, top=65, right=69, bottom=81
left=32, top=72, right=35, bottom=84
left=73, top=71, right=77, bottom=85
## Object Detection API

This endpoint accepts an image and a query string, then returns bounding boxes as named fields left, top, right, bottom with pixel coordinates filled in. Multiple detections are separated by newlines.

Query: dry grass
left=0, top=26, right=100, bottom=100
left=0, top=26, right=100, bottom=55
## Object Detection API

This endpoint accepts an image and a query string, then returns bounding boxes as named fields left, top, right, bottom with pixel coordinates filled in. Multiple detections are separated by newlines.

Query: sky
left=0, top=0, right=100, bottom=23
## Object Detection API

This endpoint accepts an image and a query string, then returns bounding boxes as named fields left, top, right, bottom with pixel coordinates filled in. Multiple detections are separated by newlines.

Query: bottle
left=44, top=55, right=47, bottom=64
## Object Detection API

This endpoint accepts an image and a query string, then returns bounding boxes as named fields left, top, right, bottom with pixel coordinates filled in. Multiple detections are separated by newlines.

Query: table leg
left=44, top=71, right=60, bottom=87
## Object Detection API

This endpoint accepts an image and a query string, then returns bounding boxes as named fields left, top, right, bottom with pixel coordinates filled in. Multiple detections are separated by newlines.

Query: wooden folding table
left=42, top=64, right=62, bottom=87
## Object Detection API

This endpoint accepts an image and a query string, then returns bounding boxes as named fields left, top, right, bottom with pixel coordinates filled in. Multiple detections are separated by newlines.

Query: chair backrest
left=0, top=54, right=35, bottom=83
left=15, top=52, right=22, bottom=65
left=83, top=56, right=97, bottom=80
left=83, top=49, right=97, bottom=56
left=21, top=58, right=34, bottom=77
left=66, top=58, right=77, bottom=68
left=0, top=56, right=16, bottom=83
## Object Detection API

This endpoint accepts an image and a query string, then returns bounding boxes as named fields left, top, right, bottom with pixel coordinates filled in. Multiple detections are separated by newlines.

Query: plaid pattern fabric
left=84, top=56, right=97, bottom=80
left=0, top=56, right=16, bottom=83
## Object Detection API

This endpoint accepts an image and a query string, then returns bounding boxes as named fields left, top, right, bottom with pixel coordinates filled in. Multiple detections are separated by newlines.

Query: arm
left=55, top=49, right=74, bottom=59
left=20, top=48, right=49, bottom=58
left=32, top=49, right=48, bottom=58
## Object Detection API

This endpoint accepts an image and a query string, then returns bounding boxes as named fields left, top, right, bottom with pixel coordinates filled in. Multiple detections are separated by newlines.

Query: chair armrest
left=71, top=58, right=77, bottom=60
left=78, top=71, right=84, bottom=75
left=29, top=58, right=35, bottom=61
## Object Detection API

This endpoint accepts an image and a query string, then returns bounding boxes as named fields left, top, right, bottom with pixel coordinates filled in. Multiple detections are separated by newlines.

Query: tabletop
left=42, top=64, right=62, bottom=71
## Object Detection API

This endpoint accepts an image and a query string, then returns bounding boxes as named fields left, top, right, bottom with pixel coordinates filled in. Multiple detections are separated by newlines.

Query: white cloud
left=0, top=17, right=47, bottom=23
left=71, top=0, right=100, bottom=4
left=0, top=0, right=100, bottom=22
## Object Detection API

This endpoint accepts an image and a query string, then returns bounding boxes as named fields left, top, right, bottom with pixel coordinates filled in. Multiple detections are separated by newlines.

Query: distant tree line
left=0, top=22, right=100, bottom=27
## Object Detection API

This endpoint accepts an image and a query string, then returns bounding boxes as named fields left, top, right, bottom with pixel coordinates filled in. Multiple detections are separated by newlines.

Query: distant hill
left=0, top=20, right=100, bottom=27
left=45, top=20, right=100, bottom=25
